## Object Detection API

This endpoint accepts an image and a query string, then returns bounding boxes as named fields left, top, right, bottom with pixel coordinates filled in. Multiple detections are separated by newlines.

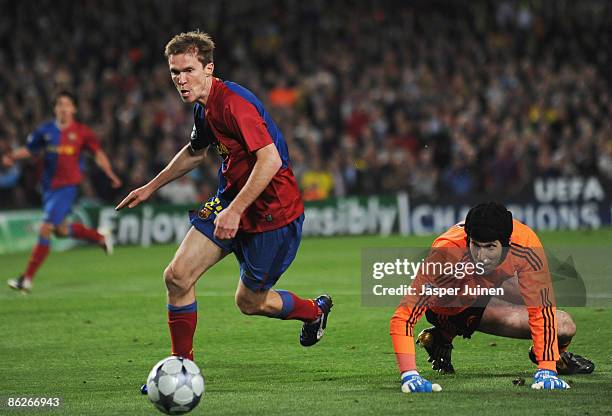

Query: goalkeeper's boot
left=416, top=327, right=455, bottom=374
left=7, top=275, right=33, bottom=293
left=300, top=295, right=333, bottom=346
left=529, top=346, right=594, bottom=375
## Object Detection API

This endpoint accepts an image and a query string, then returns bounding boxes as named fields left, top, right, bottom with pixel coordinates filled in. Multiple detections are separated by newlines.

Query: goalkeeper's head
left=465, top=202, right=513, bottom=273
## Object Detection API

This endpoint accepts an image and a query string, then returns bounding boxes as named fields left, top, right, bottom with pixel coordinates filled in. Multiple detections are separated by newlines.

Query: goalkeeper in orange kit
left=390, top=202, right=594, bottom=393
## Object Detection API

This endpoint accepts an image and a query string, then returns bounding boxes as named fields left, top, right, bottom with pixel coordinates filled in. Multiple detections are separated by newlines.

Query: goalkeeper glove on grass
left=531, top=369, right=570, bottom=390
left=400, top=371, right=441, bottom=393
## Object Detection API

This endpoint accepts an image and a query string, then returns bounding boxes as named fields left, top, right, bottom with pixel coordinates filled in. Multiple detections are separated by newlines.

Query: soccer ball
left=146, top=356, right=205, bottom=415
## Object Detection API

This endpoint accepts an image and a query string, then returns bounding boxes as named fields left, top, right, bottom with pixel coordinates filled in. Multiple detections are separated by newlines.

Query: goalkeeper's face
left=469, top=239, right=503, bottom=274
left=168, top=52, right=214, bottom=104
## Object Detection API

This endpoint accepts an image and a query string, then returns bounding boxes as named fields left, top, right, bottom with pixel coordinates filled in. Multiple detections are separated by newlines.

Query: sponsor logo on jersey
left=47, top=145, right=76, bottom=155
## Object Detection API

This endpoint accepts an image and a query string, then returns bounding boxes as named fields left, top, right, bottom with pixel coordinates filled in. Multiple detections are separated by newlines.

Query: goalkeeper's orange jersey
left=390, top=219, right=559, bottom=372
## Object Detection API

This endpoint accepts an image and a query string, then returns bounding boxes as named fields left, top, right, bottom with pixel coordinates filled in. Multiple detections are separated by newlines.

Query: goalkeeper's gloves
left=531, top=369, right=570, bottom=390
left=400, top=371, right=440, bottom=393
left=416, top=327, right=455, bottom=374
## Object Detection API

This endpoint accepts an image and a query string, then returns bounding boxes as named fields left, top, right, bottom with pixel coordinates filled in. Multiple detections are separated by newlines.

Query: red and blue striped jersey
left=190, top=78, right=304, bottom=233
left=26, top=121, right=101, bottom=191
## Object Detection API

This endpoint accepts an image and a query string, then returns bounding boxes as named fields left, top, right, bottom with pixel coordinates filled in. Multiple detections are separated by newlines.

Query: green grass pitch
left=1, top=230, right=611, bottom=415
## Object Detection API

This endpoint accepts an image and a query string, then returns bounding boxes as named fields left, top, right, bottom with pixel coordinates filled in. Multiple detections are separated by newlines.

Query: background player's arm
left=116, top=144, right=205, bottom=210
left=213, top=143, right=281, bottom=239
left=2, top=147, right=32, bottom=167
left=94, top=150, right=122, bottom=188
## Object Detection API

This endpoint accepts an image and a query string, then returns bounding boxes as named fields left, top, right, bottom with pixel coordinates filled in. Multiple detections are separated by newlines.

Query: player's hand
left=115, top=185, right=153, bottom=210
left=400, top=371, right=441, bottom=393
left=1, top=153, right=14, bottom=168
left=213, top=207, right=241, bottom=240
left=417, top=327, right=455, bottom=374
left=531, top=369, right=570, bottom=390
left=109, top=173, right=122, bottom=189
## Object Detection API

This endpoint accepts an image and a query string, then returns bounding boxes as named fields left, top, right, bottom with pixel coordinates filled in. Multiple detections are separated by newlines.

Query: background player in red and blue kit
left=3, top=91, right=122, bottom=292
left=117, top=32, right=332, bottom=372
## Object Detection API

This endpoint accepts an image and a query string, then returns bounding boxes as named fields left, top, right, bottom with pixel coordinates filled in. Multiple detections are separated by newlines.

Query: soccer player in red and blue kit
left=116, top=31, right=332, bottom=375
left=3, top=91, right=122, bottom=293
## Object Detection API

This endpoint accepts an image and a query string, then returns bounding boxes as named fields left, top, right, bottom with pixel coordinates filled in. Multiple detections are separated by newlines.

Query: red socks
left=24, top=239, right=50, bottom=280
left=70, top=223, right=103, bottom=244
left=276, top=290, right=321, bottom=322
left=23, top=224, right=102, bottom=281
left=168, top=302, right=198, bottom=360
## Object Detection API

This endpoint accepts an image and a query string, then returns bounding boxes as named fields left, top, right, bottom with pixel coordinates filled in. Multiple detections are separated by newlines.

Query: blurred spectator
left=301, top=155, right=334, bottom=202
left=0, top=0, right=611, bottom=209
left=158, top=175, right=199, bottom=204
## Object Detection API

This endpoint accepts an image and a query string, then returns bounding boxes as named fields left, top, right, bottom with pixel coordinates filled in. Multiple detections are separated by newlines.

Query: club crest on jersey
left=198, top=207, right=212, bottom=220
left=215, top=142, right=230, bottom=159
left=68, top=132, right=77, bottom=141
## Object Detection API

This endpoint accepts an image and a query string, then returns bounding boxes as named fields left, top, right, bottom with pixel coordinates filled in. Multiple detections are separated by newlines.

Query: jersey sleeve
left=25, top=127, right=45, bottom=154
left=190, top=104, right=213, bottom=152
left=390, top=273, right=430, bottom=372
left=223, top=100, right=273, bottom=153
left=82, top=126, right=101, bottom=153
left=390, top=231, right=468, bottom=372
left=514, top=232, right=559, bottom=371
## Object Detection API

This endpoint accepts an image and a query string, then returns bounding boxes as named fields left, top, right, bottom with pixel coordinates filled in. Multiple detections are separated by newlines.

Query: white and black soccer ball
left=146, top=356, right=205, bottom=415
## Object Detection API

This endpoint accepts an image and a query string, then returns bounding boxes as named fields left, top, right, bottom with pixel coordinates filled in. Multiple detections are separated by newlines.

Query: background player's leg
left=68, top=222, right=104, bottom=244
left=478, top=297, right=576, bottom=348
left=164, top=226, right=227, bottom=360
left=42, top=186, right=104, bottom=246
left=22, top=222, right=53, bottom=282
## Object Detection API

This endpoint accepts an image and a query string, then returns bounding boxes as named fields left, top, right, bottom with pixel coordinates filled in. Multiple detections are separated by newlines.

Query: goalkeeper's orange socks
left=70, top=223, right=104, bottom=243
left=275, top=290, right=321, bottom=322
left=23, top=237, right=50, bottom=281
left=168, top=302, right=198, bottom=360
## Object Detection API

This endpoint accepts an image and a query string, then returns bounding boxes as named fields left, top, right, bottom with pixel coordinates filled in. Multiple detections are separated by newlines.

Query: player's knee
left=235, top=294, right=264, bottom=316
left=54, top=224, right=69, bottom=237
left=39, top=223, right=54, bottom=239
left=164, top=263, right=192, bottom=296
left=557, top=311, right=576, bottom=340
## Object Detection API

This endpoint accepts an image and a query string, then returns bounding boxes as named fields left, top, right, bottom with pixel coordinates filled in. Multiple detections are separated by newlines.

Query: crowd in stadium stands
left=1, top=0, right=611, bottom=208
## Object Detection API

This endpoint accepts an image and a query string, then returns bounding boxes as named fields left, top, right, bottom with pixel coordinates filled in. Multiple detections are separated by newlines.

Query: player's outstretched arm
left=1, top=147, right=32, bottom=167
left=116, top=144, right=205, bottom=211
left=94, top=150, right=122, bottom=188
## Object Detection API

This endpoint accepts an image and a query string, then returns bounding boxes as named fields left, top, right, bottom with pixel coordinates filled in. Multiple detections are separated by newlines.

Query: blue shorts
left=42, top=185, right=78, bottom=226
left=189, top=196, right=304, bottom=292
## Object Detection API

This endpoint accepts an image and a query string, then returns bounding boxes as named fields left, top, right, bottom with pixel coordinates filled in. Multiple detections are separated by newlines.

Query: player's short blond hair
left=164, top=30, right=215, bottom=66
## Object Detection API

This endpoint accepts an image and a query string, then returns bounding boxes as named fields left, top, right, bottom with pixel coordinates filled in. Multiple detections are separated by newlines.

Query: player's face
left=469, top=239, right=503, bottom=274
left=168, top=53, right=213, bottom=103
left=54, top=96, right=76, bottom=124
